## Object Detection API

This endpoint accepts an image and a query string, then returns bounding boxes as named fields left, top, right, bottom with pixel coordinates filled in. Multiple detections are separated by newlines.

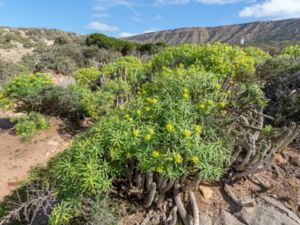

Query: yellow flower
left=145, top=107, right=151, bottom=112
left=133, top=129, right=140, bottom=137
left=152, top=150, right=160, bottom=158
left=146, top=97, right=152, bottom=103
left=156, top=166, right=163, bottom=174
left=136, top=109, right=142, bottom=116
left=219, top=101, right=226, bottom=108
left=207, top=100, right=214, bottom=106
left=198, top=104, right=205, bottom=110
left=225, top=90, right=231, bottom=96
left=166, top=122, right=174, bottom=133
left=214, top=83, right=221, bottom=90
left=174, top=154, right=183, bottom=163
left=152, top=98, right=158, bottom=105
left=194, top=125, right=202, bottom=133
left=183, top=88, right=189, bottom=93
left=148, top=128, right=154, bottom=135
left=182, top=92, right=190, bottom=99
left=182, top=129, right=192, bottom=138
left=192, top=156, right=199, bottom=164
left=144, top=134, right=152, bottom=142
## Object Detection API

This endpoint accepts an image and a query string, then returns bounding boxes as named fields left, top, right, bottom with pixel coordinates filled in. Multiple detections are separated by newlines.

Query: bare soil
left=0, top=112, right=70, bottom=201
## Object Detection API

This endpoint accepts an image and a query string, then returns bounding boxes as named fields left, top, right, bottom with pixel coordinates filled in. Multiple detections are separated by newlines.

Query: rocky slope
left=125, top=18, right=300, bottom=45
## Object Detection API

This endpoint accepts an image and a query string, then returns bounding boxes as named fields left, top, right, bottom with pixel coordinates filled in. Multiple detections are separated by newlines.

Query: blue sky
left=0, top=0, right=300, bottom=37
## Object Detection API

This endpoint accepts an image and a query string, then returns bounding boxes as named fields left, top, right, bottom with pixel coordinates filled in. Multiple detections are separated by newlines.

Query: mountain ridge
left=125, top=18, right=300, bottom=45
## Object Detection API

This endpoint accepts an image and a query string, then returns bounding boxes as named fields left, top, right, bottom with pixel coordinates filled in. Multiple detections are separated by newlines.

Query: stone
left=274, top=153, right=288, bottom=164
left=235, top=196, right=300, bottom=225
left=199, top=185, right=214, bottom=202
left=289, top=155, right=300, bottom=166
left=214, top=210, right=245, bottom=225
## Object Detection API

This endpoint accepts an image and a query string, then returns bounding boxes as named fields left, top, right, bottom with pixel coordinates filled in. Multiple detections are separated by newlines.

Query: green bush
left=280, top=45, right=300, bottom=58
left=101, top=56, right=146, bottom=86
left=13, top=112, right=49, bottom=140
left=256, top=56, right=300, bottom=81
left=2, top=72, right=54, bottom=109
left=73, top=67, right=100, bottom=86
left=150, top=43, right=255, bottom=79
left=243, top=46, right=270, bottom=66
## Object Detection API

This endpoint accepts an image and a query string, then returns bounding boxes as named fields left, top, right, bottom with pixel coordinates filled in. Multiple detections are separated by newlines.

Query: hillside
left=125, top=18, right=300, bottom=45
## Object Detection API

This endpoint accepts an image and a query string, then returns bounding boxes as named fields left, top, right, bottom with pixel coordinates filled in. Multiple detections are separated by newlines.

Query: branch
left=174, top=181, right=190, bottom=225
left=189, top=191, right=199, bottom=225
left=144, top=182, right=156, bottom=208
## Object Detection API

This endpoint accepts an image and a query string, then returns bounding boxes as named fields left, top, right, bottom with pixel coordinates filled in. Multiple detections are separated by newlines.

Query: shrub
left=243, top=46, right=270, bottom=66
left=264, top=69, right=300, bottom=125
left=0, top=60, right=24, bottom=84
left=73, top=67, right=100, bottom=86
left=280, top=45, right=300, bottom=58
left=86, top=33, right=128, bottom=51
left=256, top=56, right=300, bottom=81
left=13, top=112, right=49, bottom=140
left=150, top=43, right=255, bottom=79
left=2, top=72, right=54, bottom=109
left=101, top=56, right=146, bottom=86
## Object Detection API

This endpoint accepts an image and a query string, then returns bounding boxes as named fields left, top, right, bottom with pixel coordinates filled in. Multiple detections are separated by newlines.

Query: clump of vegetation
left=86, top=33, right=167, bottom=56
left=12, top=112, right=50, bottom=140
left=264, top=69, right=300, bottom=125
left=280, top=44, right=300, bottom=58
left=150, top=42, right=256, bottom=79
left=1, top=42, right=299, bottom=225
left=73, top=67, right=100, bottom=86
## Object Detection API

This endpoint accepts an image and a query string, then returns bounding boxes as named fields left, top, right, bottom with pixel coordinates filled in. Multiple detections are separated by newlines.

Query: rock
left=215, top=210, right=245, bottom=225
left=274, top=153, right=288, bottom=164
left=200, top=209, right=213, bottom=225
left=235, top=196, right=300, bottom=225
left=47, top=140, right=59, bottom=146
left=289, top=155, right=300, bottom=166
left=199, top=185, right=214, bottom=202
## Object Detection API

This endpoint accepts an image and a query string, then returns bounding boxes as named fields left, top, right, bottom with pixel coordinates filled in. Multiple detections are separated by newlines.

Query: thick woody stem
left=189, top=191, right=199, bottom=225
left=167, top=206, right=178, bottom=225
left=224, top=182, right=255, bottom=207
left=144, top=182, right=156, bottom=208
left=146, top=172, right=153, bottom=191
left=174, top=181, right=191, bottom=225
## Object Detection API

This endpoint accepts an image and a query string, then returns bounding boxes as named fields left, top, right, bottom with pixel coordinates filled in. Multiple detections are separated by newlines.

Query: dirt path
left=0, top=113, right=70, bottom=201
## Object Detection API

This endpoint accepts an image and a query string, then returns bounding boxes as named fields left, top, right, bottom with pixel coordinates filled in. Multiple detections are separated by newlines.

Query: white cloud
left=196, top=0, right=241, bottom=4
left=119, top=32, right=136, bottom=37
left=94, top=0, right=138, bottom=15
left=143, top=28, right=158, bottom=33
left=86, top=22, right=119, bottom=32
left=239, top=0, right=300, bottom=18
left=155, top=0, right=190, bottom=6
left=154, top=0, right=244, bottom=5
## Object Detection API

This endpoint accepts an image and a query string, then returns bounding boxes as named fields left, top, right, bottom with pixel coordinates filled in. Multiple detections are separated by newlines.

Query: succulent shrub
left=280, top=45, right=300, bottom=58
left=101, top=56, right=146, bottom=86
left=150, top=42, right=256, bottom=79
left=13, top=112, right=50, bottom=140
left=73, top=67, right=100, bottom=86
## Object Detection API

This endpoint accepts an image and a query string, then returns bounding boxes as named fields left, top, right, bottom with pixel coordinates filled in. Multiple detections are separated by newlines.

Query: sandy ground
left=0, top=41, right=33, bottom=63
left=0, top=113, right=69, bottom=201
